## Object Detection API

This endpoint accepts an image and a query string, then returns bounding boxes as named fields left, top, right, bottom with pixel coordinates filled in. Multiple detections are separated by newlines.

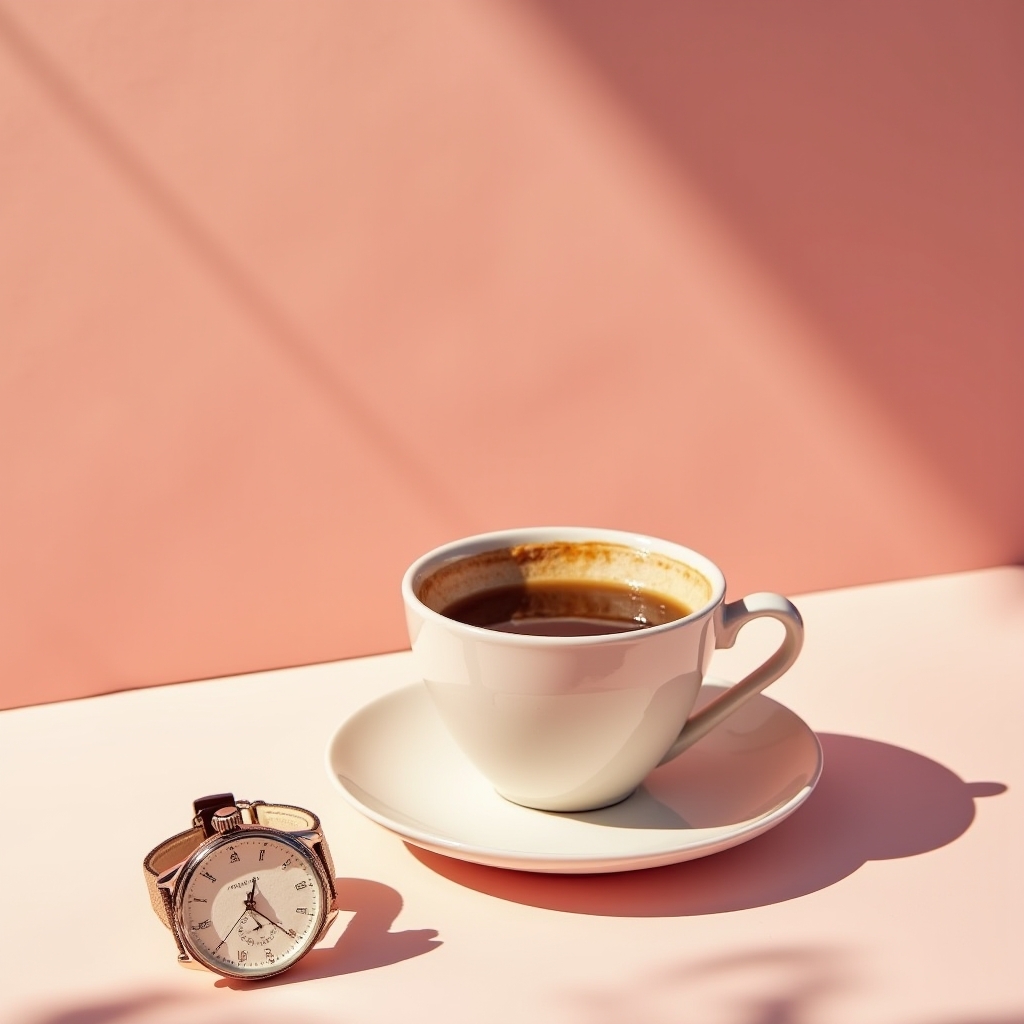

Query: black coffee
left=440, top=579, right=692, bottom=636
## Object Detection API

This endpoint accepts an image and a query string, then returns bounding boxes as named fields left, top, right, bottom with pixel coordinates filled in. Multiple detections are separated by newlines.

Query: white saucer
left=326, top=682, right=822, bottom=874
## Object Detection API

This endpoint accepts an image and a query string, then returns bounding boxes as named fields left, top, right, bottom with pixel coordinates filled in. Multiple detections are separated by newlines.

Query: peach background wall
left=2, top=0, right=1021, bottom=710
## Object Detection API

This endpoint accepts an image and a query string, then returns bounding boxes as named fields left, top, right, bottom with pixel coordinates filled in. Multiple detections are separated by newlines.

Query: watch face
left=174, top=828, right=330, bottom=979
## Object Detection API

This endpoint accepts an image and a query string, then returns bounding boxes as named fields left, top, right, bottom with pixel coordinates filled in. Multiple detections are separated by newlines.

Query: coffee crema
left=439, top=579, right=692, bottom=636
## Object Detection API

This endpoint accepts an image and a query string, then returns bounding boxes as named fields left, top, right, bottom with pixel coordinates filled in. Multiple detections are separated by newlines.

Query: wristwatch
left=144, top=793, right=338, bottom=980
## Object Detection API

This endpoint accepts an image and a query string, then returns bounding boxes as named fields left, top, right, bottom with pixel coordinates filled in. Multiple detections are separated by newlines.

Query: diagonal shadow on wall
left=523, top=0, right=1024, bottom=559
left=0, top=2, right=470, bottom=528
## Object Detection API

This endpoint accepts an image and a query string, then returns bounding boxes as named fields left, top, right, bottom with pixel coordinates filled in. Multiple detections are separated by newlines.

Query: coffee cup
left=402, top=527, right=804, bottom=812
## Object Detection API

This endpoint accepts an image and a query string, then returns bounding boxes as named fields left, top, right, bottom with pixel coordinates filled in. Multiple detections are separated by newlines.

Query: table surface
left=3, top=567, right=1022, bottom=1024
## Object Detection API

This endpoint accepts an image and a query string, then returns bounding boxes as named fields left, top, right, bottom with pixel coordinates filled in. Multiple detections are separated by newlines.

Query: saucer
left=325, top=682, right=822, bottom=874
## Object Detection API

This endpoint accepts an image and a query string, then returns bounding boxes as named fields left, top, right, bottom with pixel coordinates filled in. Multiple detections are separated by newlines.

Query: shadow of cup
left=408, top=733, right=1006, bottom=916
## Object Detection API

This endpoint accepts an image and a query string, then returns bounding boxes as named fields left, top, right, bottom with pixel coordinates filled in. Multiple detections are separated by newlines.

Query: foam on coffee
left=416, top=541, right=713, bottom=630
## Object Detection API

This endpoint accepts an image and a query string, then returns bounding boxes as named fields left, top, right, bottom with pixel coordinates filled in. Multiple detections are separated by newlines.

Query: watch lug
left=292, top=829, right=320, bottom=849
left=238, top=799, right=264, bottom=825
left=319, top=908, right=340, bottom=942
left=156, top=864, right=181, bottom=891
left=177, top=953, right=206, bottom=971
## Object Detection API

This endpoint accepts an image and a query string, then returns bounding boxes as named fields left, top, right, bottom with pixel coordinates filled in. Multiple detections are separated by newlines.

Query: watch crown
left=211, top=806, right=243, bottom=833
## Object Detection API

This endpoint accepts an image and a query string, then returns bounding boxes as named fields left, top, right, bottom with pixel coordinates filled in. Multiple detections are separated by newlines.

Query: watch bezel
left=172, top=825, right=332, bottom=980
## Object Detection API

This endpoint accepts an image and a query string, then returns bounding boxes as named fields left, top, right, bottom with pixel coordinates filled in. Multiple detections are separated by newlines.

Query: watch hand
left=212, top=878, right=261, bottom=954
left=249, top=906, right=297, bottom=938
left=243, top=877, right=266, bottom=928
left=211, top=907, right=253, bottom=954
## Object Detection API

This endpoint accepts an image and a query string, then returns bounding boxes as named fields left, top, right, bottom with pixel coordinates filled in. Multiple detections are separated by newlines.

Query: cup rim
left=402, top=526, right=727, bottom=645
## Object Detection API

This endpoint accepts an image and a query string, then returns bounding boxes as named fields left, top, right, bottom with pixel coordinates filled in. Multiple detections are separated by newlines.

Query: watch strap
left=143, top=824, right=206, bottom=929
left=143, top=796, right=333, bottom=931
left=251, top=801, right=320, bottom=833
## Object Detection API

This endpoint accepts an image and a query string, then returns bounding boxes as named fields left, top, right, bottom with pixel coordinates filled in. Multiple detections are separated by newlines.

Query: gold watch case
left=148, top=798, right=337, bottom=981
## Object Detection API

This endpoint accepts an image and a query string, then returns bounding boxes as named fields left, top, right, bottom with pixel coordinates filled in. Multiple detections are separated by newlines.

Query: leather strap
left=143, top=795, right=332, bottom=931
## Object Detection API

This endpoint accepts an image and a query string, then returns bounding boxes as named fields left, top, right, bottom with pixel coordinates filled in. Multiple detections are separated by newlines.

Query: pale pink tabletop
left=2, top=567, right=1021, bottom=1024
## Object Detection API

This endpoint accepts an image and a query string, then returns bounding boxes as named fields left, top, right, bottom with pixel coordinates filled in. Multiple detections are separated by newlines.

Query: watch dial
left=177, top=830, right=328, bottom=979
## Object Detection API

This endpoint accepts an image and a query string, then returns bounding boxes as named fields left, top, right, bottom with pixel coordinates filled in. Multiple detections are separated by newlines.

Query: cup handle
left=658, top=593, right=805, bottom=765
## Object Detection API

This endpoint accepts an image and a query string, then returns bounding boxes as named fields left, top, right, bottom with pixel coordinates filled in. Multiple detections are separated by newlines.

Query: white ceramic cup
left=402, top=527, right=804, bottom=812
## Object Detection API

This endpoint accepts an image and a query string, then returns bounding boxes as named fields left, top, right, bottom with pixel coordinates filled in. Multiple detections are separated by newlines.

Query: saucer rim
left=325, top=681, right=822, bottom=874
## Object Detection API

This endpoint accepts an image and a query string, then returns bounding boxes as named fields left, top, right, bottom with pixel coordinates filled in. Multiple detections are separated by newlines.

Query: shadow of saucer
left=215, top=877, right=441, bottom=989
left=408, top=734, right=1006, bottom=916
